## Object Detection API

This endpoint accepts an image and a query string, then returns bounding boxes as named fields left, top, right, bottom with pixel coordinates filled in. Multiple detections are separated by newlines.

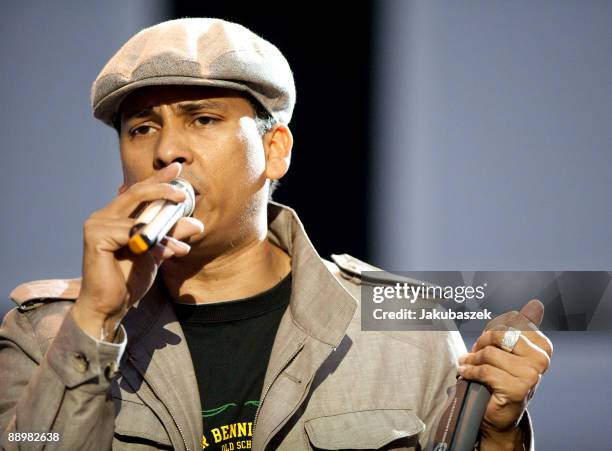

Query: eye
left=194, top=116, right=217, bottom=126
left=129, top=125, right=156, bottom=136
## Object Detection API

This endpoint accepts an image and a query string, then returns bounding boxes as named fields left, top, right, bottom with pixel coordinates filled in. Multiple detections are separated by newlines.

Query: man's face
left=118, top=85, right=274, bottom=256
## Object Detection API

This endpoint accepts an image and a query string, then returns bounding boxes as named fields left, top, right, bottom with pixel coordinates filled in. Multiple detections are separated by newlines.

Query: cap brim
left=93, top=76, right=277, bottom=126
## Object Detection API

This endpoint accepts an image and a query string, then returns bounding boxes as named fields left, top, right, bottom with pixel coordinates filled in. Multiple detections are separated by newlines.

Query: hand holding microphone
left=429, top=300, right=552, bottom=450
left=72, top=163, right=204, bottom=341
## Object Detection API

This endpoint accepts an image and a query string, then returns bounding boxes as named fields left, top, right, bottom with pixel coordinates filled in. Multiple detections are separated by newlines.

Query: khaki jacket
left=0, top=203, right=533, bottom=450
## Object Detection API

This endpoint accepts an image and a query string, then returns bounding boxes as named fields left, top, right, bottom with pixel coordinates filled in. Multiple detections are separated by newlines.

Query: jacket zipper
left=266, top=343, right=336, bottom=451
left=252, top=341, right=305, bottom=442
left=129, top=355, right=190, bottom=451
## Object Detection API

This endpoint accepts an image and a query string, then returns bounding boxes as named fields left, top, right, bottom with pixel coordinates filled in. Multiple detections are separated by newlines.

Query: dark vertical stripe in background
left=172, top=1, right=374, bottom=261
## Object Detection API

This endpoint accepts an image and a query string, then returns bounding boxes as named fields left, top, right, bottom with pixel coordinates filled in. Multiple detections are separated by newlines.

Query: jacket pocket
left=113, top=398, right=173, bottom=449
left=304, top=409, right=425, bottom=450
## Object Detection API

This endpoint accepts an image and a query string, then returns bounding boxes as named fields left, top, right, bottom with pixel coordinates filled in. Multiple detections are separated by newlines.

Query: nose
left=153, top=122, right=193, bottom=169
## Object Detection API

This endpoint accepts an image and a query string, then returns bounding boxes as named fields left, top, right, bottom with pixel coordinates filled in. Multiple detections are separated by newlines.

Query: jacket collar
left=266, top=202, right=357, bottom=347
left=126, top=202, right=357, bottom=348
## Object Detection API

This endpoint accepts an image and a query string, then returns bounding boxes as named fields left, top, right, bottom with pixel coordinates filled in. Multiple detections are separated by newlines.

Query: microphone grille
left=168, top=178, right=196, bottom=216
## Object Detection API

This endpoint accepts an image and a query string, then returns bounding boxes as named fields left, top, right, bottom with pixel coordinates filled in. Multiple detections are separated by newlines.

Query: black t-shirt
left=172, top=274, right=291, bottom=450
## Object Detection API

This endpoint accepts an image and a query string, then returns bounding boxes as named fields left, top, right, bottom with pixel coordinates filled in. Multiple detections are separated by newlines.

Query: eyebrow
left=122, top=100, right=228, bottom=123
left=176, top=100, right=228, bottom=114
left=121, top=107, right=155, bottom=123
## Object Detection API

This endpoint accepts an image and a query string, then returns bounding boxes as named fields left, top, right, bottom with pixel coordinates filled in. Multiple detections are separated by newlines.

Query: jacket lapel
left=252, top=204, right=358, bottom=450
left=120, top=281, right=202, bottom=451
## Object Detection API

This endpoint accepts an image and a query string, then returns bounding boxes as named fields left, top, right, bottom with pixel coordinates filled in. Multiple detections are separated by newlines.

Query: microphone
left=127, top=178, right=196, bottom=254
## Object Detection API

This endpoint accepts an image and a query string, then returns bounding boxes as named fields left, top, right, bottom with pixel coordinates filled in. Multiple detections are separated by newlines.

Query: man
left=0, top=18, right=551, bottom=450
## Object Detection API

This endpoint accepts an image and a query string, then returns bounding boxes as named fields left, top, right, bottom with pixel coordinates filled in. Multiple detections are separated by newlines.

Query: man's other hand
left=457, top=300, right=553, bottom=450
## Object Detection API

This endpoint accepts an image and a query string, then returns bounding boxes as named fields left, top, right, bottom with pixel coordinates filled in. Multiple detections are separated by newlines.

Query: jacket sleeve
left=417, top=330, right=467, bottom=449
left=0, top=305, right=126, bottom=450
left=515, top=411, right=534, bottom=451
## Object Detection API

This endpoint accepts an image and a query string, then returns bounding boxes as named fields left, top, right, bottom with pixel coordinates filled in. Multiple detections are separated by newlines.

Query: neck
left=160, top=235, right=291, bottom=304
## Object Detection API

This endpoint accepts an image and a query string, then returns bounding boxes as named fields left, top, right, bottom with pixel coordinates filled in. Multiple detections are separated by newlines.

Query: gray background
left=0, top=0, right=169, bottom=303
left=1, top=1, right=610, bottom=449
left=371, top=1, right=612, bottom=449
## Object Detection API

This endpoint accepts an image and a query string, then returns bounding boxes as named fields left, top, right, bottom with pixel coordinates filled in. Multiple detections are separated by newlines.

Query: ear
left=264, top=123, right=293, bottom=180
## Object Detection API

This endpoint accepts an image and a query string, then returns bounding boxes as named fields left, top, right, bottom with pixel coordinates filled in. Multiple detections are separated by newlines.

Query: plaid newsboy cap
left=91, top=18, right=295, bottom=126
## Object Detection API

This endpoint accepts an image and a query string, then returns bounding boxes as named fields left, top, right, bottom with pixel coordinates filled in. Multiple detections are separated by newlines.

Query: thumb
left=520, top=299, right=545, bottom=327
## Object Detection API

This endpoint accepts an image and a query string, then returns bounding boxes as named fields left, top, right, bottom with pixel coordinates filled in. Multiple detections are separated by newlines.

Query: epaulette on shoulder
left=331, top=254, right=437, bottom=288
left=10, top=278, right=81, bottom=311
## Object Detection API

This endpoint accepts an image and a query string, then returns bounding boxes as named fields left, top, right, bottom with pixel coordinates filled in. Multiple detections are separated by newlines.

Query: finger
left=473, top=330, right=527, bottom=355
left=85, top=217, right=135, bottom=227
left=128, top=161, right=182, bottom=186
left=83, top=218, right=135, bottom=252
left=150, top=242, right=176, bottom=262
left=458, top=347, right=543, bottom=384
left=517, top=334, right=552, bottom=374
left=473, top=330, right=551, bottom=373
left=457, top=364, right=529, bottom=402
left=525, top=329, right=553, bottom=358
left=148, top=161, right=182, bottom=183
left=150, top=236, right=194, bottom=265
left=166, top=217, right=205, bottom=241
left=473, top=329, right=553, bottom=358
left=102, top=182, right=187, bottom=218
left=113, top=163, right=182, bottom=200
left=520, top=299, right=545, bottom=327
left=101, top=162, right=183, bottom=217
left=160, top=236, right=191, bottom=257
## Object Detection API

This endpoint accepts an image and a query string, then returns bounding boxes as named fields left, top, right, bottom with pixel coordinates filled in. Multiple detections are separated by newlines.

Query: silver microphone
left=127, top=178, right=196, bottom=254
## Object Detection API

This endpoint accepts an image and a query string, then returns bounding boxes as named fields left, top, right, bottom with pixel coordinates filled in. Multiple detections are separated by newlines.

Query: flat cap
left=91, top=18, right=295, bottom=126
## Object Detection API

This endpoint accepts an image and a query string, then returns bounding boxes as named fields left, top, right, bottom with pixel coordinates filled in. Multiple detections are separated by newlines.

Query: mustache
left=176, top=168, right=205, bottom=194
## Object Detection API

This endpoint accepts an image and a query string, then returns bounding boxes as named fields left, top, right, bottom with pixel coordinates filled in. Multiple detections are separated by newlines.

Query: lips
left=175, top=175, right=201, bottom=202
left=187, top=184, right=201, bottom=207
